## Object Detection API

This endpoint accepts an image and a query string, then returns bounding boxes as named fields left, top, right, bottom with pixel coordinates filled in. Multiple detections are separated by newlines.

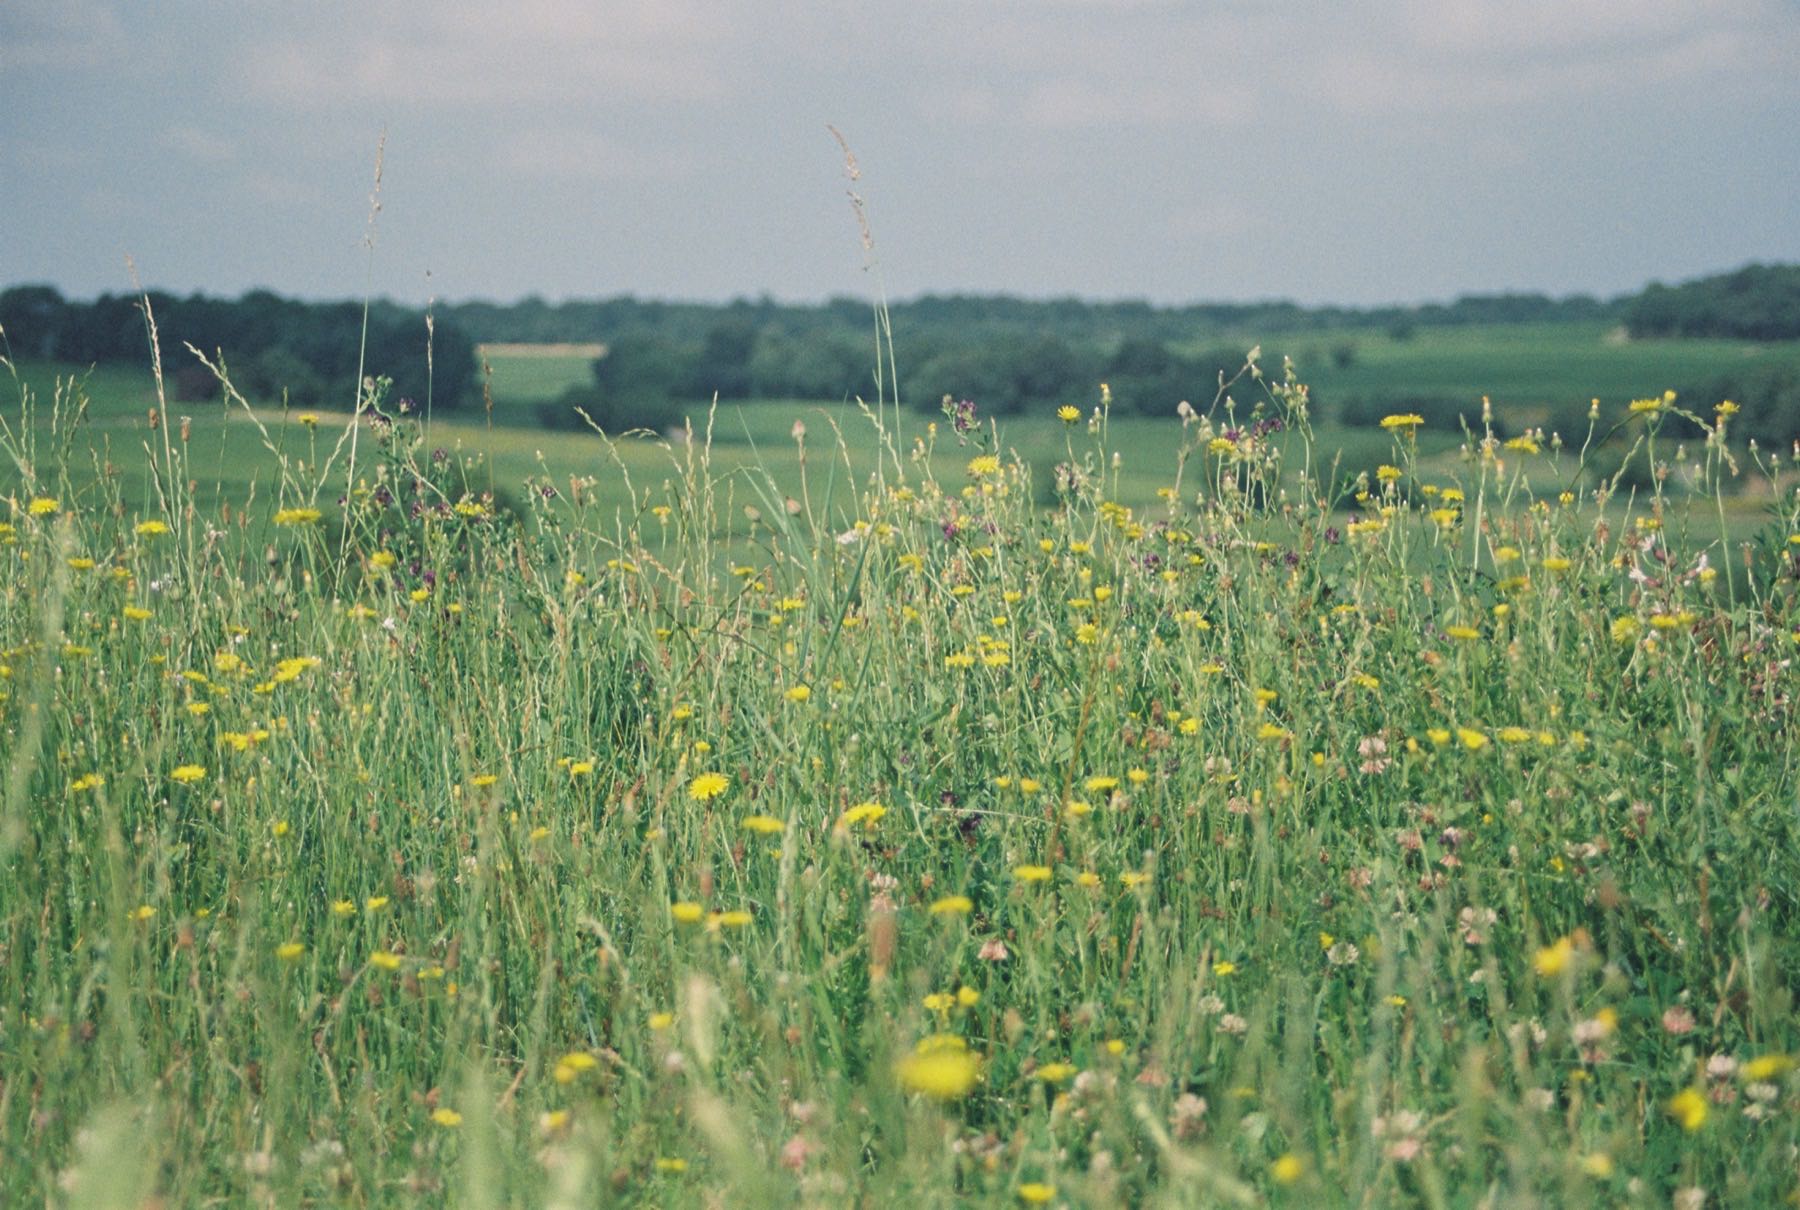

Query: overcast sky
left=5, top=0, right=1798, bottom=308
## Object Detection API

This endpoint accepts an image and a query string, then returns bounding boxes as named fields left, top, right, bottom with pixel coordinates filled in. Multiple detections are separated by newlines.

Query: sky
left=4, top=0, right=1799, bottom=309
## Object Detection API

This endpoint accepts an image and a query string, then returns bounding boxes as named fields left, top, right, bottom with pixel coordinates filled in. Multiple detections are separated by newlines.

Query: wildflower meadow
left=3, top=336, right=1799, bottom=1207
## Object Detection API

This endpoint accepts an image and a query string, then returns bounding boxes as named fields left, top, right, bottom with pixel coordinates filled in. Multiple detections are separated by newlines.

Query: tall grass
left=1, top=340, right=1798, bottom=1207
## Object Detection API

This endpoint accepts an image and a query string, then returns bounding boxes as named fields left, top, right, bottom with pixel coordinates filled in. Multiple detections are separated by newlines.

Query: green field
left=4, top=351, right=1799, bottom=1204
left=15, top=319, right=1795, bottom=540
left=1193, top=321, right=1800, bottom=420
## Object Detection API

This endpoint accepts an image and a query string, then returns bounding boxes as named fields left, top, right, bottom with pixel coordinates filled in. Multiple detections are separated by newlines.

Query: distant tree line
left=6, top=265, right=1795, bottom=430
left=1625, top=265, right=1800, bottom=342
left=0, top=286, right=477, bottom=409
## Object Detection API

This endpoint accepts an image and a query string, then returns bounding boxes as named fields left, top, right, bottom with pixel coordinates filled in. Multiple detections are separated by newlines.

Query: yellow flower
left=554, top=1052, right=599, bottom=1084
left=1533, top=936, right=1574, bottom=977
left=431, top=1107, right=463, bottom=1128
left=365, top=896, right=389, bottom=912
left=1456, top=728, right=1488, bottom=751
left=1213, top=961, right=1237, bottom=976
left=648, top=1012, right=675, bottom=1031
left=332, top=900, right=356, bottom=918
left=1271, top=1153, right=1306, bottom=1185
left=839, top=801, right=886, bottom=829
left=709, top=909, right=753, bottom=929
left=1379, top=414, right=1424, bottom=431
left=654, top=1157, right=687, bottom=1174
left=28, top=497, right=60, bottom=516
left=741, top=814, right=785, bottom=835
left=369, top=951, right=402, bottom=971
left=1742, top=1054, right=1794, bottom=1082
left=894, top=1035, right=981, bottom=1100
left=1610, top=616, right=1642, bottom=643
left=1579, top=1153, right=1613, bottom=1178
left=170, top=764, right=206, bottom=784
left=273, top=507, right=322, bottom=526
left=929, top=895, right=974, bottom=916
left=1035, top=1062, right=1077, bottom=1084
left=1444, top=625, right=1480, bottom=641
left=1018, top=1183, right=1057, bottom=1204
left=784, top=684, right=811, bottom=703
left=275, top=941, right=305, bottom=963
left=129, top=904, right=155, bottom=921
left=1057, top=405, right=1081, bottom=423
left=568, top=760, right=595, bottom=777
left=671, top=901, right=705, bottom=924
left=688, top=772, right=729, bottom=801
left=1667, top=1087, right=1708, bottom=1132
left=966, top=455, right=1002, bottom=477
left=1013, top=864, right=1052, bottom=884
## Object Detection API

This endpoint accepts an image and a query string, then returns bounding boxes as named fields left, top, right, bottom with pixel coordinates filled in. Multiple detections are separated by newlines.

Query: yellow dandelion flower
left=741, top=814, right=785, bottom=835
left=1456, top=728, right=1488, bottom=751
left=1533, top=936, right=1575, bottom=977
left=688, top=772, right=729, bottom=801
left=431, top=1107, right=462, bottom=1128
left=170, top=764, right=206, bottom=784
left=966, top=455, right=1001, bottom=477
left=273, top=507, right=321, bottom=526
left=671, top=901, right=705, bottom=924
left=1667, top=1087, right=1708, bottom=1131
left=1018, top=1184, right=1057, bottom=1204
left=275, top=941, right=305, bottom=962
left=369, top=951, right=402, bottom=971
left=894, top=1035, right=981, bottom=1100
left=1271, top=1153, right=1306, bottom=1185
left=839, top=801, right=886, bottom=829
left=930, top=895, right=974, bottom=916
left=1013, top=864, right=1053, bottom=884
left=28, top=497, right=60, bottom=516
left=1057, top=405, right=1081, bottom=423
left=1035, top=1062, right=1077, bottom=1084
left=1379, top=414, right=1424, bottom=431
left=1742, top=1054, right=1794, bottom=1082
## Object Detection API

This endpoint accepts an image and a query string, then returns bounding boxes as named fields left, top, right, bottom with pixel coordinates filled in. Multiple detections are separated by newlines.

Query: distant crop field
left=476, top=343, right=602, bottom=408
left=1251, top=322, right=1800, bottom=420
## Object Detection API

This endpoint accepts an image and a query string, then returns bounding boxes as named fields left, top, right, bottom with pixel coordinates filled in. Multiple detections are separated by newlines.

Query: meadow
left=3, top=334, right=1800, bottom=1207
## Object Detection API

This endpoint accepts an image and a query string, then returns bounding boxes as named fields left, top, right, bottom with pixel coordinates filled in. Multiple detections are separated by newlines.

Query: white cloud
left=490, top=128, right=698, bottom=184
left=0, top=2, right=129, bottom=70
left=234, top=1, right=738, bottom=110
left=162, top=124, right=234, bottom=163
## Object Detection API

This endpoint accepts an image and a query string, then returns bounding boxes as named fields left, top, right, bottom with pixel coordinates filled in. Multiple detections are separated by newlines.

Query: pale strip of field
left=476, top=342, right=606, bottom=359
